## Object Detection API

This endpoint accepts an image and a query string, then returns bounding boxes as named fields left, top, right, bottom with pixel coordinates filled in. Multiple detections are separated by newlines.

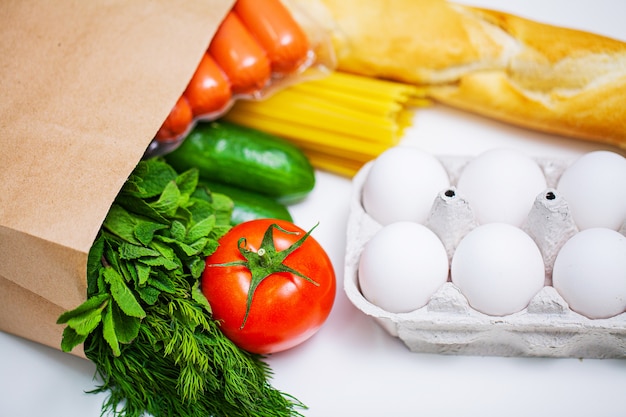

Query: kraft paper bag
left=0, top=0, right=235, bottom=356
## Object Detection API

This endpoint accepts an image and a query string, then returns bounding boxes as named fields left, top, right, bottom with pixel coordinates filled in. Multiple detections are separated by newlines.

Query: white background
left=2, top=1, right=626, bottom=416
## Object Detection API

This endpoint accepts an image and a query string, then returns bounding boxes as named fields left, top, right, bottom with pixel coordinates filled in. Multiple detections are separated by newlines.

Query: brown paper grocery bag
left=0, top=0, right=235, bottom=356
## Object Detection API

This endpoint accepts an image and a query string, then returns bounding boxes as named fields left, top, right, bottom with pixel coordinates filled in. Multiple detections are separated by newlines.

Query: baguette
left=296, top=0, right=626, bottom=150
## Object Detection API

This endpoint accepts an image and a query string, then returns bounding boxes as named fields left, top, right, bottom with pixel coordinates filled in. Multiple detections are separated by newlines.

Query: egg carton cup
left=345, top=156, right=626, bottom=358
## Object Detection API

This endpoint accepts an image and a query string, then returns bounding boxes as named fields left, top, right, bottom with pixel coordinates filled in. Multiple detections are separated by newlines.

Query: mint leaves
left=58, top=159, right=229, bottom=356
left=57, top=158, right=304, bottom=417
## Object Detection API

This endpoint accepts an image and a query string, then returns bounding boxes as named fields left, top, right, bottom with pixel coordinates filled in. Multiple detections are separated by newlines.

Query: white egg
left=556, top=151, right=626, bottom=231
left=362, top=146, right=450, bottom=225
left=451, top=223, right=545, bottom=316
left=358, top=222, right=449, bottom=313
left=552, top=228, right=626, bottom=319
left=456, top=148, right=547, bottom=226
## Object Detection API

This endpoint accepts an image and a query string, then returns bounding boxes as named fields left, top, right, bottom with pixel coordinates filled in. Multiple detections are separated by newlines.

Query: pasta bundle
left=224, top=71, right=429, bottom=177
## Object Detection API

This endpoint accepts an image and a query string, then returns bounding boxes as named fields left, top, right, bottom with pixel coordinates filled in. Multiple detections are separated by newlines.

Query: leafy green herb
left=57, top=158, right=305, bottom=417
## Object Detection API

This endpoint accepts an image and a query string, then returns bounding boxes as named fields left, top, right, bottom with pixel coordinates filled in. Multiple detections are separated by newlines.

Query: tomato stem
left=211, top=223, right=320, bottom=329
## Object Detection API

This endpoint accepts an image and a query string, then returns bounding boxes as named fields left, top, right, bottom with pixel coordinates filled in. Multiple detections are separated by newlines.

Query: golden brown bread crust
left=429, top=6, right=626, bottom=149
left=429, top=71, right=626, bottom=150
left=299, top=0, right=510, bottom=84
left=297, top=0, right=626, bottom=150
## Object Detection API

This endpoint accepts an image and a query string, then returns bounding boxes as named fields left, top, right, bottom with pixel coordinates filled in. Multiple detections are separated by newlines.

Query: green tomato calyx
left=213, top=223, right=320, bottom=329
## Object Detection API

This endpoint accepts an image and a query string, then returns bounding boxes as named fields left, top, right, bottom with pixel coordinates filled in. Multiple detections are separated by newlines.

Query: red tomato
left=202, top=219, right=336, bottom=354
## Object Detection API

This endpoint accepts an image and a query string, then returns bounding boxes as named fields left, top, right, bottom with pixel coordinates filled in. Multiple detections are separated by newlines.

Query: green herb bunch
left=58, top=158, right=304, bottom=417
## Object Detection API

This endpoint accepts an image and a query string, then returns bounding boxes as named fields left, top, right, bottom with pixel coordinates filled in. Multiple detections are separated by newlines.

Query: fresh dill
left=58, top=158, right=305, bottom=417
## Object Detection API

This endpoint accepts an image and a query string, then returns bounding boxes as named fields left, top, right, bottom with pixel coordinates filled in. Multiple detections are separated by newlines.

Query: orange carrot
left=183, top=52, right=232, bottom=117
left=155, top=96, right=193, bottom=142
left=209, top=12, right=271, bottom=95
left=234, top=0, right=310, bottom=74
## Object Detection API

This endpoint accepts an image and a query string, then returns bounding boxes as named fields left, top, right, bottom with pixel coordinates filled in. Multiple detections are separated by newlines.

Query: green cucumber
left=165, top=121, right=315, bottom=204
left=200, top=180, right=293, bottom=225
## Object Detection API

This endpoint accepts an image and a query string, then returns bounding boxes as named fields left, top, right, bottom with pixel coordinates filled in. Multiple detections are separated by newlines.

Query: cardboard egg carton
left=344, top=156, right=626, bottom=358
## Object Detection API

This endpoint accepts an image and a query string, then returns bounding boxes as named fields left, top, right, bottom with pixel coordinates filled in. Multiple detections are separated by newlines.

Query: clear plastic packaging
left=145, top=0, right=336, bottom=158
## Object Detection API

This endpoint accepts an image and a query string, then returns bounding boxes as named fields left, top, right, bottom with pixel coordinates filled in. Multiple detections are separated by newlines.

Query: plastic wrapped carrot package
left=147, top=0, right=336, bottom=156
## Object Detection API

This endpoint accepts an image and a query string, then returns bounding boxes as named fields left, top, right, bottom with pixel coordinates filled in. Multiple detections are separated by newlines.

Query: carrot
left=234, top=0, right=310, bottom=74
left=208, top=12, right=271, bottom=95
left=155, top=96, right=193, bottom=142
left=183, top=52, right=232, bottom=118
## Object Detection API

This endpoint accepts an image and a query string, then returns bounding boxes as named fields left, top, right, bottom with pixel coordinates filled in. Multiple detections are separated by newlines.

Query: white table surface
left=2, top=1, right=626, bottom=416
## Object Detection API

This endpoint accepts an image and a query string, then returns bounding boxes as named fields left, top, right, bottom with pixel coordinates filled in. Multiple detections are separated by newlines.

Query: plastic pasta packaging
left=145, top=0, right=336, bottom=157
